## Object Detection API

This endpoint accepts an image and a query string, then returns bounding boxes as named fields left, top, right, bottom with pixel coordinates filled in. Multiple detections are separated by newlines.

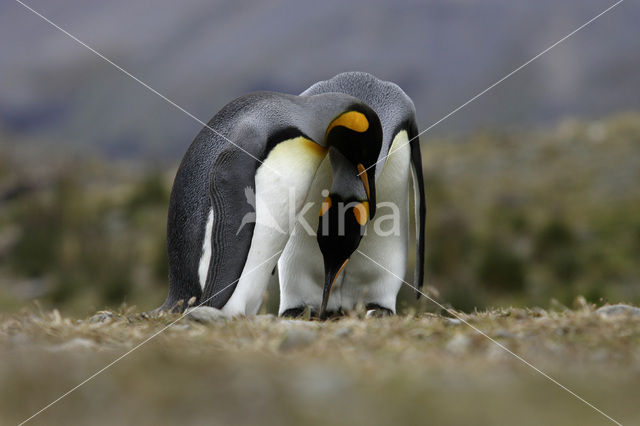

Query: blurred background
left=0, top=0, right=639, bottom=314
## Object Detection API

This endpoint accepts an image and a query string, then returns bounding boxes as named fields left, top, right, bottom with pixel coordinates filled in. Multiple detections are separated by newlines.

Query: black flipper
left=409, top=122, right=426, bottom=298
left=164, top=134, right=213, bottom=311
left=201, top=145, right=259, bottom=308
left=164, top=122, right=259, bottom=312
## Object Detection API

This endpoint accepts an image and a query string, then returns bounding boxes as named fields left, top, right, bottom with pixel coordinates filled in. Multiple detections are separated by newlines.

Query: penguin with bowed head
left=279, top=72, right=426, bottom=318
left=163, top=91, right=383, bottom=316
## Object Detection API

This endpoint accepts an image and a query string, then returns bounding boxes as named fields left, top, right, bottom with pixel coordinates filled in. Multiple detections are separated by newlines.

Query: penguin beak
left=319, top=259, right=349, bottom=320
left=357, top=164, right=376, bottom=218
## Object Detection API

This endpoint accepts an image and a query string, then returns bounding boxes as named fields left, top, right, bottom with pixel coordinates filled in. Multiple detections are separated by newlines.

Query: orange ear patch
left=319, top=196, right=332, bottom=216
left=330, top=259, right=350, bottom=290
left=353, top=202, right=369, bottom=226
left=326, top=111, right=369, bottom=139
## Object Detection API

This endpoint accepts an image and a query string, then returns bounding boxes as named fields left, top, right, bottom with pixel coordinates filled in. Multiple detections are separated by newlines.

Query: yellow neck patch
left=326, top=111, right=369, bottom=139
left=297, top=137, right=328, bottom=156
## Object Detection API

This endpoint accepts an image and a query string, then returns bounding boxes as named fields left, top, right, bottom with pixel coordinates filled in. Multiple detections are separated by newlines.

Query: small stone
left=279, top=328, right=318, bottom=351
left=89, top=311, right=114, bottom=324
left=185, top=306, right=228, bottom=324
left=365, top=309, right=392, bottom=318
left=596, top=304, right=640, bottom=317
left=444, top=318, right=462, bottom=326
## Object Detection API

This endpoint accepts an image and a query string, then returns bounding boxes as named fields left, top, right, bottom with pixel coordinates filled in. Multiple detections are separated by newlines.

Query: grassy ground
left=1, top=303, right=639, bottom=425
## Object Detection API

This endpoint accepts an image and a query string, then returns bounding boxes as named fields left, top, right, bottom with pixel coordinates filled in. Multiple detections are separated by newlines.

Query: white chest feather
left=279, top=130, right=413, bottom=313
left=221, top=137, right=328, bottom=315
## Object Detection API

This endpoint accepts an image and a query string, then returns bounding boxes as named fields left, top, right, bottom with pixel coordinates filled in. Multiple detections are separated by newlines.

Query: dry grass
left=1, top=303, right=639, bottom=425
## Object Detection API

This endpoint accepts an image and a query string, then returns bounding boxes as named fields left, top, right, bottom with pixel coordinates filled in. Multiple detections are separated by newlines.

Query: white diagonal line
left=359, top=0, right=625, bottom=176
left=14, top=0, right=278, bottom=173
left=13, top=1, right=626, bottom=424
left=357, top=249, right=623, bottom=426
left=18, top=250, right=283, bottom=426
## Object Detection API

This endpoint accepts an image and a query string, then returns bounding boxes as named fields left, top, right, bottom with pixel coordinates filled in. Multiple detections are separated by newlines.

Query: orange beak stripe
left=329, top=259, right=350, bottom=296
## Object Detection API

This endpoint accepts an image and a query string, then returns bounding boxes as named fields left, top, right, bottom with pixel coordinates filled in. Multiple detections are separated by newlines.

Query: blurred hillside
left=1, top=111, right=639, bottom=314
left=411, top=112, right=640, bottom=311
left=1, top=0, right=639, bottom=160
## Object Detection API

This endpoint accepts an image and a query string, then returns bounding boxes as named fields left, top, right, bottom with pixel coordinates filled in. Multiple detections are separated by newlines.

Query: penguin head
left=316, top=146, right=372, bottom=319
left=316, top=191, right=369, bottom=319
left=324, top=105, right=382, bottom=218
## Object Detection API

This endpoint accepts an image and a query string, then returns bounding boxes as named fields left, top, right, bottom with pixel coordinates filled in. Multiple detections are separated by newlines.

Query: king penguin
left=163, top=91, right=383, bottom=316
left=278, top=72, right=426, bottom=317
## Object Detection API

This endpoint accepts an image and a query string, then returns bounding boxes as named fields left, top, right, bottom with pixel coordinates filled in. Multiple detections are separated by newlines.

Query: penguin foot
left=318, top=309, right=345, bottom=321
left=280, top=306, right=345, bottom=320
left=159, top=295, right=200, bottom=314
left=281, top=307, right=308, bottom=318
left=365, top=304, right=394, bottom=318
